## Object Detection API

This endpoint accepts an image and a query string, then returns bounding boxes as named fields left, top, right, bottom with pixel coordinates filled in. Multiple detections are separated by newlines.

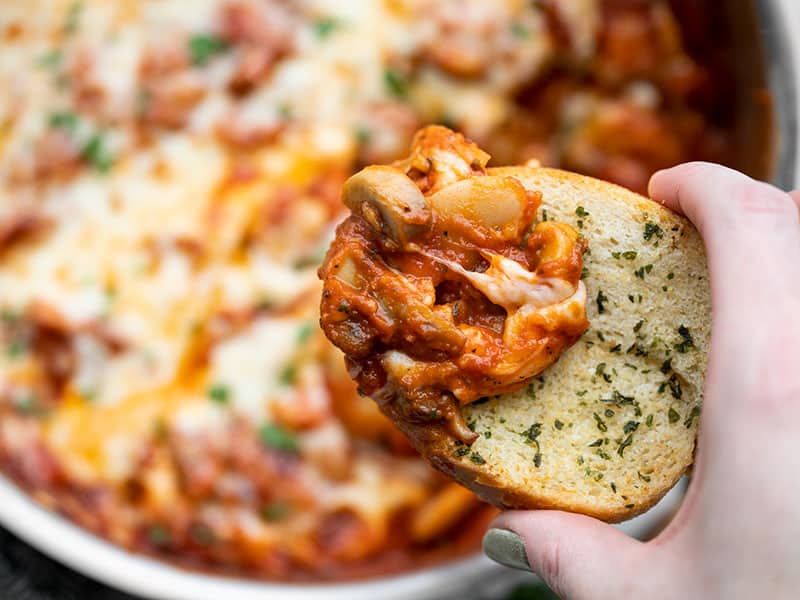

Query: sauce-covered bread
left=319, top=127, right=710, bottom=522
left=320, top=127, right=590, bottom=443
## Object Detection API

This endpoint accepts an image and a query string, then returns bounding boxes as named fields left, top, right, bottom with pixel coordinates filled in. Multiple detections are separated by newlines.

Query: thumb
left=484, top=510, right=644, bottom=599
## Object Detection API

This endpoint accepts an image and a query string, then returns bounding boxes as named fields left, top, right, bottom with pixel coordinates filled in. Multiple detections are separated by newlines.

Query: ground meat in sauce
left=319, top=127, right=589, bottom=444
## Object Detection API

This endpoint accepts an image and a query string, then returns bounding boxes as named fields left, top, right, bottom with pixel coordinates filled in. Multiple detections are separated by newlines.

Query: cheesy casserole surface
left=0, top=0, right=726, bottom=580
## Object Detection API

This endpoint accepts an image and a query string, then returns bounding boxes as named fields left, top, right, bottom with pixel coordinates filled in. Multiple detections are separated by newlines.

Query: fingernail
left=482, top=528, right=531, bottom=572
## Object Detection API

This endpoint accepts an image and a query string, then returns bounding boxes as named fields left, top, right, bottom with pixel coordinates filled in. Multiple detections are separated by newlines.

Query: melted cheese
left=429, top=251, right=578, bottom=309
left=210, top=317, right=302, bottom=423
left=0, top=0, right=600, bottom=573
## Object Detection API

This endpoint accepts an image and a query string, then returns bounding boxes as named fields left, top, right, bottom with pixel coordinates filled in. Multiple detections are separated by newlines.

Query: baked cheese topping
left=0, top=0, right=728, bottom=580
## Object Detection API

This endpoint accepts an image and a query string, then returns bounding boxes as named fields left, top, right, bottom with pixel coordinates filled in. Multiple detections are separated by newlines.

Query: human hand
left=482, top=163, right=800, bottom=599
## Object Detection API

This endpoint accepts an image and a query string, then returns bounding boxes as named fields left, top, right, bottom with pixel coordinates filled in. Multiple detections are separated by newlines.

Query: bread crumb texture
left=445, top=168, right=710, bottom=521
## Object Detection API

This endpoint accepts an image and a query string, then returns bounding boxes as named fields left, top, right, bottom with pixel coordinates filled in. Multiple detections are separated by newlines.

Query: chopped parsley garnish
left=81, top=133, right=114, bottom=172
left=15, top=394, right=42, bottom=416
left=617, top=434, right=634, bottom=457
left=425, top=409, right=441, bottom=421
left=147, top=524, right=171, bottom=546
left=622, top=251, right=638, bottom=260
left=601, top=390, right=636, bottom=406
left=188, top=34, right=230, bottom=67
left=674, top=325, right=695, bottom=353
left=260, top=502, right=290, bottom=522
left=668, top=407, right=680, bottom=424
left=274, top=104, right=292, bottom=121
left=297, top=322, right=314, bottom=344
left=454, top=445, right=470, bottom=457
left=581, top=266, right=589, bottom=279
left=135, top=88, right=152, bottom=117
left=588, top=438, right=603, bottom=447
left=645, top=414, right=654, bottom=427
left=37, top=49, right=63, bottom=69
left=554, top=419, right=564, bottom=430
left=643, top=221, right=664, bottom=242
left=595, top=363, right=612, bottom=383
left=256, top=297, right=275, bottom=311
left=667, top=272, right=675, bottom=280
left=152, top=419, right=168, bottom=440
left=470, top=452, right=486, bottom=465
left=48, top=111, right=79, bottom=132
left=1, top=309, right=18, bottom=324
left=189, top=523, right=216, bottom=546
left=609, top=344, right=622, bottom=353
left=684, top=405, right=701, bottom=428
left=259, top=423, right=300, bottom=453
left=626, top=343, right=648, bottom=357
left=278, top=364, right=297, bottom=386
left=6, top=340, right=26, bottom=358
left=593, top=413, right=608, bottom=432
left=522, top=423, right=543, bottom=464
left=384, top=69, right=408, bottom=98
left=64, top=1, right=83, bottom=35
left=312, top=17, right=339, bottom=38
left=633, top=320, right=645, bottom=333
left=510, top=23, right=530, bottom=38
left=638, top=471, right=651, bottom=483
left=207, top=384, right=230, bottom=404
left=523, top=423, right=542, bottom=442
left=623, top=420, right=640, bottom=434
left=575, top=206, right=589, bottom=218
left=354, top=125, right=371, bottom=144
left=337, top=300, right=350, bottom=314
left=660, top=358, right=673, bottom=374
left=611, top=251, right=621, bottom=259
left=604, top=409, right=615, bottom=417
left=596, top=290, right=609, bottom=314
left=634, top=264, right=653, bottom=279
left=668, top=374, right=682, bottom=399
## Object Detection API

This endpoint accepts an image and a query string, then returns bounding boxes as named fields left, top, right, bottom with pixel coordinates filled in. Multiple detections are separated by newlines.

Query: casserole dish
left=0, top=2, right=794, bottom=597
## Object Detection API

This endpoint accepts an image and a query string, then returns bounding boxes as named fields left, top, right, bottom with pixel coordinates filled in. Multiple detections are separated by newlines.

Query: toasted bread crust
left=379, top=166, right=709, bottom=522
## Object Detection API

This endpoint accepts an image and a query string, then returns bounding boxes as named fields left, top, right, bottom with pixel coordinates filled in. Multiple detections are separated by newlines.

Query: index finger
left=648, top=163, right=800, bottom=321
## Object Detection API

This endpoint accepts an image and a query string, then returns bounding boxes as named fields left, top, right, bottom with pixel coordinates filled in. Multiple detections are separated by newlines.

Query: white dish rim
left=0, top=473, right=685, bottom=600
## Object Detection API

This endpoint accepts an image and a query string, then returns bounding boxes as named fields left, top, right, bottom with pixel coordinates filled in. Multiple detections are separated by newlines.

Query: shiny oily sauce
left=320, top=127, right=589, bottom=444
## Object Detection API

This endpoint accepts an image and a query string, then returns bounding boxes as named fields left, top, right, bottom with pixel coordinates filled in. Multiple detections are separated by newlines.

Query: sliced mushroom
left=428, top=175, right=528, bottom=240
left=342, top=166, right=431, bottom=248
